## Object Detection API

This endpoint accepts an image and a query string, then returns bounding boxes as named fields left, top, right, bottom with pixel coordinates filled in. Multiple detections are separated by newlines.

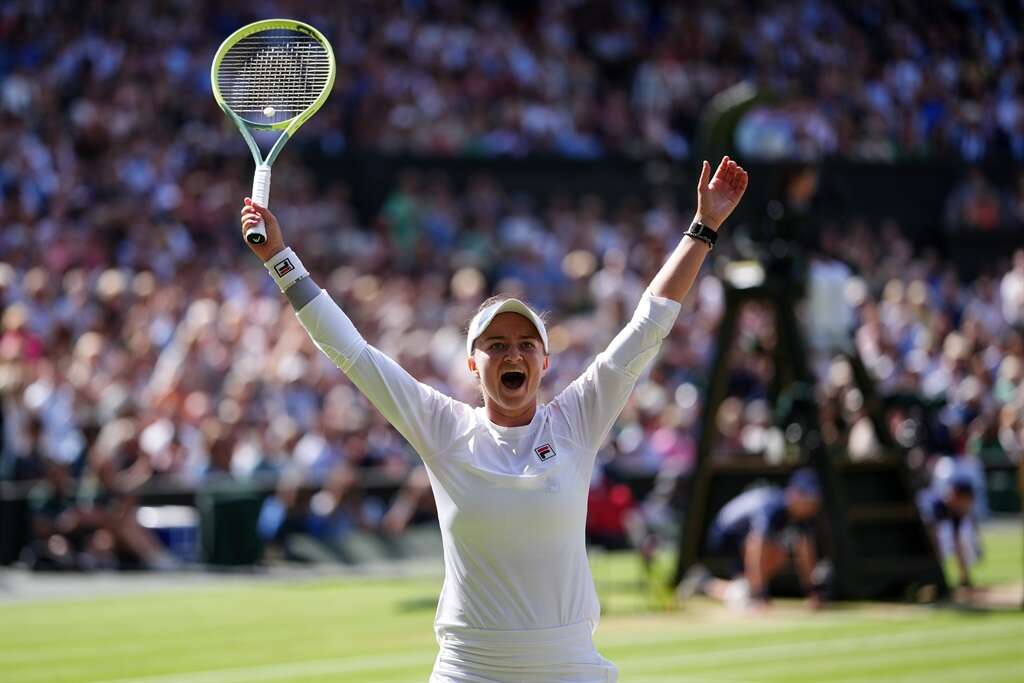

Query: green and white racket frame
left=211, top=19, right=336, bottom=244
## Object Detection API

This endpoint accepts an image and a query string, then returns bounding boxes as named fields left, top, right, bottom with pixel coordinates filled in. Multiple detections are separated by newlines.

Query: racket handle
left=247, top=165, right=272, bottom=245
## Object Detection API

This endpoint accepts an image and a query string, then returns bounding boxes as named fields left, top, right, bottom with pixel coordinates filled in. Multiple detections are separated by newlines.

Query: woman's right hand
left=240, top=198, right=286, bottom=262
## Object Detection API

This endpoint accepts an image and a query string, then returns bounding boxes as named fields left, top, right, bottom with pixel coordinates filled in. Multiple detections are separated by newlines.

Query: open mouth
left=500, top=371, right=526, bottom=390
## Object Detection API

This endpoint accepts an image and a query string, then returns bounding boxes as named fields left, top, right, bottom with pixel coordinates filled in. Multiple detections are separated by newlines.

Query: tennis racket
left=211, top=19, right=336, bottom=244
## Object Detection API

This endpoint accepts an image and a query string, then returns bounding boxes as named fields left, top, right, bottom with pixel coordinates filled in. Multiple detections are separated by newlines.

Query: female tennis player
left=241, top=157, right=748, bottom=682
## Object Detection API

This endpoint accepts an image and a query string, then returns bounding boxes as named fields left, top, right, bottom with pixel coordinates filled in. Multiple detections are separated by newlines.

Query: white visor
left=466, top=298, right=549, bottom=356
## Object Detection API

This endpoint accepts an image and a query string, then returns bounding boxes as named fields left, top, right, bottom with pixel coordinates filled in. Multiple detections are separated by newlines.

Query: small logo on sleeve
left=535, top=443, right=556, bottom=461
left=274, top=258, right=294, bottom=277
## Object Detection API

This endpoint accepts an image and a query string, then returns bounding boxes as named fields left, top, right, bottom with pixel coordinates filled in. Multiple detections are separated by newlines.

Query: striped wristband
left=263, top=247, right=309, bottom=292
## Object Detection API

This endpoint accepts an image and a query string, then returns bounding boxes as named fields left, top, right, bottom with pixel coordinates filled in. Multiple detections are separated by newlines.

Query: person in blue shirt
left=917, top=477, right=978, bottom=589
left=681, top=468, right=824, bottom=609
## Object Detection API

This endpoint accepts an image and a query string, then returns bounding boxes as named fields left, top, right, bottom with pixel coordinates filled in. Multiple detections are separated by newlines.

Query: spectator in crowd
left=25, top=454, right=117, bottom=571
left=586, top=466, right=656, bottom=569
left=1001, top=249, right=1024, bottom=329
left=84, top=418, right=182, bottom=570
left=380, top=465, right=436, bottom=537
left=679, top=469, right=824, bottom=610
left=944, top=169, right=1004, bottom=231
left=257, top=471, right=309, bottom=562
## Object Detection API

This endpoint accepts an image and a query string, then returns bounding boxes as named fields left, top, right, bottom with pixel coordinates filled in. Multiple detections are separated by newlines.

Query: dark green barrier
left=196, top=483, right=265, bottom=567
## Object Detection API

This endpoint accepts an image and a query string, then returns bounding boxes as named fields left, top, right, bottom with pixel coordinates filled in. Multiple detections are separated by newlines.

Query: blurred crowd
left=3, top=0, right=1024, bottom=161
left=809, top=231, right=1024, bottom=480
left=2, top=152, right=1023, bottom=567
left=2, top=0, right=1024, bottom=570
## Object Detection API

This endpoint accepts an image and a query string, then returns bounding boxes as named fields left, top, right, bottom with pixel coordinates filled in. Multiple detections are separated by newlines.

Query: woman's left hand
left=696, top=156, right=749, bottom=230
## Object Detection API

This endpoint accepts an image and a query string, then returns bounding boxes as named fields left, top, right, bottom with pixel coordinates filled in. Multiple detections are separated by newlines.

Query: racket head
left=211, top=19, right=336, bottom=135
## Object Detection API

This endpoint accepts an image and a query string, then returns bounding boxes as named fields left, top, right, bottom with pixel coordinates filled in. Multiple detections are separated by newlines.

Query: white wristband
left=264, top=247, right=309, bottom=292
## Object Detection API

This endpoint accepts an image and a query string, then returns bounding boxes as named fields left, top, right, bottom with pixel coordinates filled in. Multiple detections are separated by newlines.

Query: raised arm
left=240, top=199, right=471, bottom=461
left=648, top=156, right=748, bottom=303
left=554, top=158, right=748, bottom=454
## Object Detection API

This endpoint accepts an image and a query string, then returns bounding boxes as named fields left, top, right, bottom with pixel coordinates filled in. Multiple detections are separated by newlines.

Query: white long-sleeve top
left=294, top=289, right=681, bottom=636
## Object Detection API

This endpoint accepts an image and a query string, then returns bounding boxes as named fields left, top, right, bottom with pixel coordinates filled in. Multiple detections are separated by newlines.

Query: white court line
left=624, top=631, right=1019, bottom=677
left=618, top=619, right=1021, bottom=672
left=627, top=678, right=759, bottom=683
left=866, top=660, right=1024, bottom=683
left=816, top=641, right=1023, bottom=682
left=626, top=660, right=1024, bottom=683
left=598, top=612, right=916, bottom=649
left=0, top=606, right=925, bottom=660
left=0, top=615, right=891, bottom=674
left=1, top=611, right=844, bottom=658
left=86, top=618, right=1022, bottom=683
left=90, top=651, right=429, bottom=683
left=620, top=640, right=1023, bottom=683
left=0, top=641, right=168, bottom=665
left=597, top=612, right=961, bottom=651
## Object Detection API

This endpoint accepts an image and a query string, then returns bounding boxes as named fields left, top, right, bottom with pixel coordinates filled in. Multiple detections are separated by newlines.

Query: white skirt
left=430, top=620, right=618, bottom=683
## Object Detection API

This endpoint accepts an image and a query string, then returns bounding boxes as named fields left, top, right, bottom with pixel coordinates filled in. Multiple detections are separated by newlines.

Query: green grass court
left=2, top=524, right=1021, bottom=683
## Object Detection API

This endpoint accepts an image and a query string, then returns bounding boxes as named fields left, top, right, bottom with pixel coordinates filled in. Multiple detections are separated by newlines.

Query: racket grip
left=247, top=165, right=272, bottom=245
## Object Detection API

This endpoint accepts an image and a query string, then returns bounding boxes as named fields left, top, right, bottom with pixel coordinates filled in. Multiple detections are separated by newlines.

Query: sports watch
left=685, top=221, right=718, bottom=249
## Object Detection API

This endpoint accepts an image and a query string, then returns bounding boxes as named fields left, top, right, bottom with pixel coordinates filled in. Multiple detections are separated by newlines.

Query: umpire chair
left=673, top=263, right=949, bottom=601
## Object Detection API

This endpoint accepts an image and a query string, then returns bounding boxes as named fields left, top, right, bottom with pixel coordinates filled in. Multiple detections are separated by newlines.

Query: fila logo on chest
left=535, top=443, right=556, bottom=462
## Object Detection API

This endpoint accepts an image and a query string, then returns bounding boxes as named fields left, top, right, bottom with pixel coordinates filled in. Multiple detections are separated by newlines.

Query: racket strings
left=217, top=31, right=331, bottom=121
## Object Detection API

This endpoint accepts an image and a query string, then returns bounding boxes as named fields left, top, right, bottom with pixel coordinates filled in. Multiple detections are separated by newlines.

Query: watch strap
left=685, top=221, right=718, bottom=249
